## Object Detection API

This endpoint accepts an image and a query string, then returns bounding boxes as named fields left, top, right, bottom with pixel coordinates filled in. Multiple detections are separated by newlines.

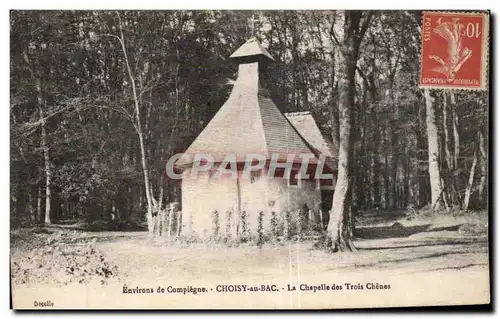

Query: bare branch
left=16, top=103, right=86, bottom=136
left=95, top=33, right=123, bottom=46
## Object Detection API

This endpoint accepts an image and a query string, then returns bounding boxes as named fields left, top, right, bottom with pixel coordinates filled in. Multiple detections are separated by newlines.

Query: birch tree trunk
left=424, top=89, right=444, bottom=211
left=478, top=94, right=487, bottom=206
left=115, top=13, right=154, bottom=233
left=450, top=91, right=460, bottom=170
left=37, top=79, right=52, bottom=225
left=442, top=91, right=453, bottom=170
left=463, top=146, right=478, bottom=211
left=37, top=185, right=42, bottom=223
left=478, top=130, right=487, bottom=204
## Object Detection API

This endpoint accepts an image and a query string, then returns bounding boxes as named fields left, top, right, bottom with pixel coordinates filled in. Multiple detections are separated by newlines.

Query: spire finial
left=250, top=14, right=259, bottom=36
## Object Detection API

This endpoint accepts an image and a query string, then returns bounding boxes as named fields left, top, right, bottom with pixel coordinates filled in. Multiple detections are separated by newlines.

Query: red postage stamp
left=419, top=11, right=489, bottom=90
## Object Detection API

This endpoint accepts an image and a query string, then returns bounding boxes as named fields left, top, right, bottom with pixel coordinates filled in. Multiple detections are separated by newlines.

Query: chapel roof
left=284, top=111, right=338, bottom=169
left=176, top=38, right=336, bottom=171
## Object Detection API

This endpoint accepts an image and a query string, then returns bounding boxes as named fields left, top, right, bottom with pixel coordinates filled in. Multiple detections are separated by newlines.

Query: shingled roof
left=177, top=38, right=333, bottom=169
left=285, top=111, right=337, bottom=168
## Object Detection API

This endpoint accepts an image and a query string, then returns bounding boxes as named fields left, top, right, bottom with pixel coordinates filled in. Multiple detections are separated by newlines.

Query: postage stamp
left=419, top=11, right=489, bottom=90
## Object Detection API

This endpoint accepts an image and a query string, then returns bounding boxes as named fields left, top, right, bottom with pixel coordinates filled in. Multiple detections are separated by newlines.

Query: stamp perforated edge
left=418, top=10, right=490, bottom=91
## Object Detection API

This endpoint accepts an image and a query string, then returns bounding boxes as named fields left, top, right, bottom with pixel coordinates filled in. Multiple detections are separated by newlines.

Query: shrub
left=284, top=211, right=292, bottom=240
left=239, top=211, right=249, bottom=242
left=257, top=211, right=264, bottom=247
left=212, top=210, right=220, bottom=238
left=225, top=210, right=232, bottom=238
left=270, top=211, right=278, bottom=238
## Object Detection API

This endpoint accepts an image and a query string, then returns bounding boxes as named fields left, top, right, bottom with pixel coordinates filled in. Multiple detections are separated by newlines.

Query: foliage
left=10, top=10, right=488, bottom=228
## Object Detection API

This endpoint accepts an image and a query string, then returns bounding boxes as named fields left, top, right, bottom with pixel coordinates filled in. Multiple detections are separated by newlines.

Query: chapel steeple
left=177, top=36, right=316, bottom=166
left=229, top=37, right=274, bottom=65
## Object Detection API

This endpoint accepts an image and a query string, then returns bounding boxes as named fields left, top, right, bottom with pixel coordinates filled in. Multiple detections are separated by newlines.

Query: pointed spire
left=177, top=36, right=319, bottom=167
left=229, top=37, right=274, bottom=62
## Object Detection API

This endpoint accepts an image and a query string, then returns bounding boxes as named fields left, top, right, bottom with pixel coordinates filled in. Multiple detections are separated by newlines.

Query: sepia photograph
left=9, top=9, right=490, bottom=309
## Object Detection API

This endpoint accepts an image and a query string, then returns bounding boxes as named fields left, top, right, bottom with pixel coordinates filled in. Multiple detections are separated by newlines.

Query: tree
left=424, top=89, right=447, bottom=210
left=403, top=11, right=447, bottom=211
left=94, top=12, right=157, bottom=233
left=327, top=11, right=373, bottom=252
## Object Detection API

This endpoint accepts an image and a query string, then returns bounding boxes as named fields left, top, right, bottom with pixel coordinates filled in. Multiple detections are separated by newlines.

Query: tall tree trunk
left=22, top=52, right=51, bottom=224
left=37, top=79, right=52, bottom=225
left=478, top=94, right=487, bottom=207
left=442, top=91, right=456, bottom=205
left=389, top=127, right=397, bottom=209
left=328, top=70, right=339, bottom=155
left=404, top=157, right=410, bottom=208
left=327, top=11, right=372, bottom=252
left=327, top=32, right=356, bottom=252
left=424, top=89, right=444, bottom=211
left=463, top=145, right=478, bottom=211
left=370, top=153, right=381, bottom=208
left=383, top=153, right=389, bottom=208
left=415, top=124, right=428, bottom=208
left=450, top=91, right=461, bottom=206
left=37, top=184, right=42, bottom=223
left=27, top=191, right=35, bottom=224
left=478, top=129, right=487, bottom=205
left=116, top=13, right=154, bottom=233
left=442, top=91, right=453, bottom=169
left=327, top=35, right=339, bottom=155
left=365, top=71, right=381, bottom=208
left=403, top=11, right=440, bottom=209
left=450, top=91, right=460, bottom=170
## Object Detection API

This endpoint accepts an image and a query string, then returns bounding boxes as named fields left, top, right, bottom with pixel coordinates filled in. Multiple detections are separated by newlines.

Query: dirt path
left=11, top=225, right=489, bottom=309
left=94, top=230, right=488, bottom=283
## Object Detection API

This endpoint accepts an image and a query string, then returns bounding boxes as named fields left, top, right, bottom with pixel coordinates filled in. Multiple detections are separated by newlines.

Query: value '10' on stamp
left=419, top=11, right=489, bottom=90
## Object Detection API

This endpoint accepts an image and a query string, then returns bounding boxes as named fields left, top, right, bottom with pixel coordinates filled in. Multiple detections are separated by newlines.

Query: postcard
left=10, top=9, right=490, bottom=309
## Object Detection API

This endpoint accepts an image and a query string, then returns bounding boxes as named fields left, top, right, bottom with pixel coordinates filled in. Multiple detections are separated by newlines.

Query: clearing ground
left=10, top=209, right=490, bottom=309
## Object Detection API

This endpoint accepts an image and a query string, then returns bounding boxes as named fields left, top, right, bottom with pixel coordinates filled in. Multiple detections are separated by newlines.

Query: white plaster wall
left=181, top=166, right=322, bottom=239
left=263, top=175, right=322, bottom=232
left=181, top=167, right=238, bottom=237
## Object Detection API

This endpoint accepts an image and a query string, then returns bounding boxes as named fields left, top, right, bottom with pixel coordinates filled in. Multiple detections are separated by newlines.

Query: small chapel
left=175, top=37, right=337, bottom=239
